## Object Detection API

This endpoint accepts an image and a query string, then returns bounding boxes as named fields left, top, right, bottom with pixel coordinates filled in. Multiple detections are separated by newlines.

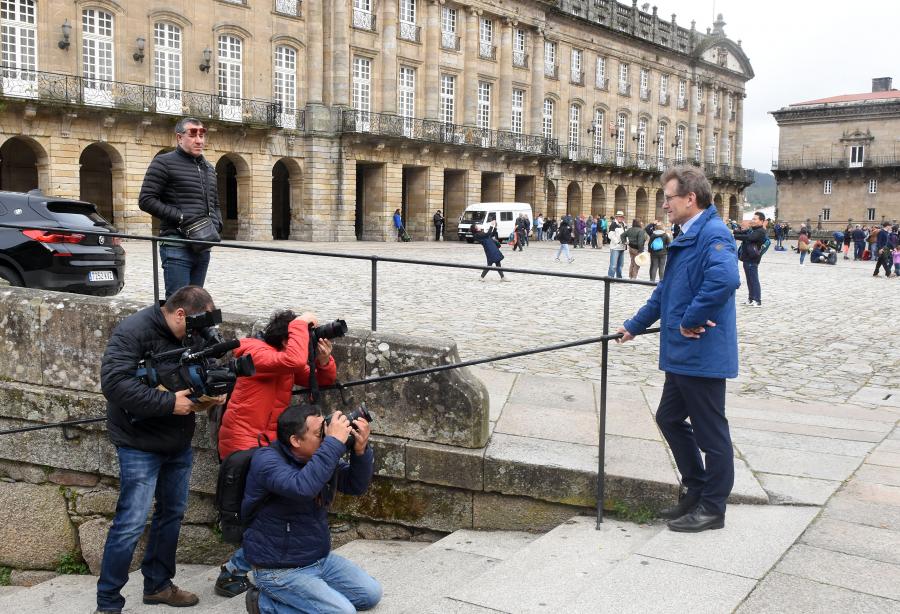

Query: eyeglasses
left=179, top=127, right=207, bottom=138
left=663, top=193, right=685, bottom=204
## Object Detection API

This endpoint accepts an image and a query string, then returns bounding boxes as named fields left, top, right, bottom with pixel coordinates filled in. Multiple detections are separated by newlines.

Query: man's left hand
left=680, top=320, right=716, bottom=339
left=351, top=418, right=371, bottom=456
left=316, top=338, right=333, bottom=367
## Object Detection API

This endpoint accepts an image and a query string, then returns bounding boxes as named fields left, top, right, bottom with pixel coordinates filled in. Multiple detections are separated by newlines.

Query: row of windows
left=821, top=208, right=878, bottom=222
left=823, top=179, right=879, bottom=195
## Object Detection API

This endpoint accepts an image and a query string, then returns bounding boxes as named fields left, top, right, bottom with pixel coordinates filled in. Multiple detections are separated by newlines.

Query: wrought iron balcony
left=704, top=163, right=755, bottom=183
left=714, top=106, right=722, bottom=118
left=399, top=21, right=421, bottom=42
left=677, top=97, right=687, bottom=110
left=596, top=77, right=609, bottom=91
left=545, top=64, right=558, bottom=79
left=618, top=82, right=631, bottom=96
left=341, top=110, right=559, bottom=156
left=479, top=43, right=496, bottom=60
left=639, top=87, right=651, bottom=101
left=571, top=70, right=584, bottom=86
left=274, top=0, right=301, bottom=17
left=0, top=67, right=281, bottom=127
left=659, top=93, right=670, bottom=106
left=441, top=31, right=460, bottom=50
left=512, top=51, right=528, bottom=68
left=352, top=9, right=376, bottom=31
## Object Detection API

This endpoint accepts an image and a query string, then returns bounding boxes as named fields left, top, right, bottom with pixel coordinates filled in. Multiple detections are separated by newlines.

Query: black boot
left=667, top=503, right=725, bottom=533
left=658, top=490, right=701, bottom=520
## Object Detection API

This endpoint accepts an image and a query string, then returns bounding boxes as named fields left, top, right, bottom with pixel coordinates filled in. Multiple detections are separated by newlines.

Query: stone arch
left=0, top=135, right=49, bottom=193
left=635, top=187, right=649, bottom=225
left=654, top=188, right=665, bottom=223
left=215, top=152, right=252, bottom=240
left=79, top=142, right=125, bottom=226
left=714, top=193, right=723, bottom=208
left=546, top=179, right=558, bottom=219
left=272, top=157, right=305, bottom=240
left=728, top=194, right=739, bottom=222
left=614, top=185, right=627, bottom=217
left=591, top=183, right=606, bottom=218
left=566, top=181, right=582, bottom=216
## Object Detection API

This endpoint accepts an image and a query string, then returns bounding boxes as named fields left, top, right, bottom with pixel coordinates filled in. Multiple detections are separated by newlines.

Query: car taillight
left=22, top=229, right=85, bottom=244
left=110, top=237, right=122, bottom=246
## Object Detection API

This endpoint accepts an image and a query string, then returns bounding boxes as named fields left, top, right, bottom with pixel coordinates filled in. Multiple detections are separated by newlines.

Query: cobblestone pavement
left=116, top=238, right=900, bottom=408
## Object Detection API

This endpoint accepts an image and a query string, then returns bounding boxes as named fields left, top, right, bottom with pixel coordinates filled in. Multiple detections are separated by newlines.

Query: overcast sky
left=671, top=0, right=900, bottom=173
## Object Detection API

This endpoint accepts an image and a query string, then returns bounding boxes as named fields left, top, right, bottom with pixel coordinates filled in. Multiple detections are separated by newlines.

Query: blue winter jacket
left=472, top=228, right=504, bottom=264
left=241, top=439, right=374, bottom=569
left=623, top=205, right=740, bottom=379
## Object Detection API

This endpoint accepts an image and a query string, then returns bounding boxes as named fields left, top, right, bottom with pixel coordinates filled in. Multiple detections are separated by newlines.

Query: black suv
left=0, top=190, right=125, bottom=296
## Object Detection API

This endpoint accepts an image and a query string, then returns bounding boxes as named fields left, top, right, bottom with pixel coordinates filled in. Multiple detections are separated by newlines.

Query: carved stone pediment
left=839, top=129, right=874, bottom=143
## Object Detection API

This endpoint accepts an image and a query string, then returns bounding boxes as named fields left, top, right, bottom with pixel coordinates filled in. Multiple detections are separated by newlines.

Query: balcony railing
left=596, top=77, right=609, bottom=91
left=545, top=64, right=558, bottom=79
left=714, top=106, right=722, bottom=118
left=639, top=87, right=651, bottom=101
left=659, top=93, right=670, bottom=106
left=771, top=156, right=900, bottom=171
left=479, top=42, right=496, bottom=60
left=677, top=97, right=687, bottom=110
left=353, top=8, right=376, bottom=31
left=399, top=21, right=421, bottom=42
left=512, top=51, right=528, bottom=68
left=341, top=109, right=559, bottom=156
left=570, top=70, right=584, bottom=86
left=618, top=82, right=631, bottom=96
left=0, top=68, right=280, bottom=126
left=274, top=0, right=301, bottom=17
left=441, top=31, right=460, bottom=50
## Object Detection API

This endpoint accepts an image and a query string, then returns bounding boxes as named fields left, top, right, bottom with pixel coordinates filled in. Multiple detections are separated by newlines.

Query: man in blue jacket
left=242, top=403, right=381, bottom=613
left=617, top=166, right=740, bottom=533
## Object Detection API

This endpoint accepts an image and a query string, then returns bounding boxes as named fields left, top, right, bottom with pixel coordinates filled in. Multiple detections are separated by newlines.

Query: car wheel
left=0, top=265, right=24, bottom=288
left=466, top=238, right=474, bottom=244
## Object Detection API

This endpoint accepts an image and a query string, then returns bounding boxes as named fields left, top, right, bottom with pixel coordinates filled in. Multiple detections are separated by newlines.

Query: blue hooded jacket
left=623, top=205, right=740, bottom=379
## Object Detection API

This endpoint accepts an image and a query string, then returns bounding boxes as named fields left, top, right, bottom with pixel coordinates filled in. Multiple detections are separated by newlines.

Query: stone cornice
left=771, top=101, right=900, bottom=125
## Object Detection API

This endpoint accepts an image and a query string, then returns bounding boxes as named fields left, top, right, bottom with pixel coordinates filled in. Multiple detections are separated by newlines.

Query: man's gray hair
left=175, top=117, right=204, bottom=134
left=661, top=166, right=712, bottom=209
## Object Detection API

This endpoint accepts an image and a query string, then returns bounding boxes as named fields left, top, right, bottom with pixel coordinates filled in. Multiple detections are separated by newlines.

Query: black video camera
left=137, top=309, right=255, bottom=401
left=324, top=403, right=375, bottom=452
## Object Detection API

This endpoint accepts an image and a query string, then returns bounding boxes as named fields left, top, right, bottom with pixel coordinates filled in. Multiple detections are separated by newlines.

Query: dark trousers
left=656, top=373, right=733, bottom=515
left=160, top=244, right=211, bottom=299
left=480, top=261, right=504, bottom=278
left=854, top=241, right=865, bottom=260
left=874, top=253, right=892, bottom=276
left=742, top=261, right=761, bottom=303
left=434, top=225, right=442, bottom=241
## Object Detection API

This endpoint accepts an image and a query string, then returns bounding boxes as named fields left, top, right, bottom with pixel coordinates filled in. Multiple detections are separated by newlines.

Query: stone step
left=441, top=515, right=661, bottom=613
left=332, top=539, right=432, bottom=579
left=129, top=565, right=228, bottom=614
left=0, top=585, right=26, bottom=598
left=364, top=529, right=539, bottom=613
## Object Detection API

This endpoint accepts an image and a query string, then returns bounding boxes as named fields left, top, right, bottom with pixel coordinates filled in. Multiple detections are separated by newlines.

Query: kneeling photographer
left=96, top=286, right=231, bottom=613
left=215, top=310, right=340, bottom=597
left=242, top=403, right=381, bottom=614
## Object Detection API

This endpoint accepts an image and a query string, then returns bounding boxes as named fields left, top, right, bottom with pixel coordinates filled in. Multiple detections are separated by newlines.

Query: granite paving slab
left=775, top=543, right=900, bottom=601
left=800, top=517, right=900, bottom=565
left=725, top=394, right=900, bottom=423
left=840, top=480, right=900, bottom=507
left=757, top=473, right=841, bottom=506
left=726, top=407, right=892, bottom=434
left=635, top=505, right=819, bottom=579
left=469, top=367, right=517, bottom=424
left=730, top=456, right=769, bottom=504
left=854, top=464, right=900, bottom=487
left=730, top=426, right=876, bottom=457
left=736, top=443, right=863, bottom=481
left=506, top=374, right=596, bottom=412
left=849, top=386, right=900, bottom=408
left=728, top=416, right=886, bottom=442
left=822, top=492, right=900, bottom=531
left=494, top=402, right=599, bottom=446
left=429, top=528, right=539, bottom=560
left=735, top=571, right=900, bottom=614
left=602, top=398, right=662, bottom=441
left=332, top=539, right=430, bottom=580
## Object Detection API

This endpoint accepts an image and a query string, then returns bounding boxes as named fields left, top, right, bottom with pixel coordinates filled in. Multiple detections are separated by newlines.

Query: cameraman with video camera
left=214, top=309, right=338, bottom=598
left=96, top=286, right=226, bottom=613
left=242, top=403, right=381, bottom=614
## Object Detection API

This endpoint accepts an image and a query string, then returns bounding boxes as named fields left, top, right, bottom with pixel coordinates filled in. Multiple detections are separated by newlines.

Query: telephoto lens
left=324, top=404, right=374, bottom=451
left=311, top=319, right=348, bottom=340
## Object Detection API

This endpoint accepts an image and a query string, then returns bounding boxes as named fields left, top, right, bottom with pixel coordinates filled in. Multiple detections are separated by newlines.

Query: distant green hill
left=745, top=172, right=776, bottom=206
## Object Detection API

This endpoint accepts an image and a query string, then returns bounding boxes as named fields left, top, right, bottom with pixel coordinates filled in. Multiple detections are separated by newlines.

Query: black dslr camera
left=137, top=309, right=256, bottom=401
left=324, top=404, right=375, bottom=452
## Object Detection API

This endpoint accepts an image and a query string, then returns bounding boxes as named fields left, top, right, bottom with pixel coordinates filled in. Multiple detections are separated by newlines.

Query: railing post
left=370, top=257, right=378, bottom=331
left=152, top=238, right=160, bottom=304
left=597, top=278, right=611, bottom=527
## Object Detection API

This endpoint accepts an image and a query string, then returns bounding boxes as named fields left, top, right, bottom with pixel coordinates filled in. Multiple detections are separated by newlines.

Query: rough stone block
left=183, top=492, right=218, bottom=525
left=0, top=381, right=106, bottom=427
left=363, top=332, right=489, bottom=448
left=0, top=459, right=48, bottom=484
left=406, top=440, right=485, bottom=490
left=8, top=570, right=59, bottom=587
left=78, top=517, right=147, bottom=575
left=0, top=417, right=104, bottom=475
left=370, top=435, right=405, bottom=478
left=48, top=469, right=100, bottom=488
left=0, top=482, right=77, bottom=569
left=472, top=492, right=591, bottom=532
left=0, top=289, right=43, bottom=384
left=74, top=487, right=120, bottom=516
left=332, top=476, right=473, bottom=532
left=175, top=524, right=234, bottom=565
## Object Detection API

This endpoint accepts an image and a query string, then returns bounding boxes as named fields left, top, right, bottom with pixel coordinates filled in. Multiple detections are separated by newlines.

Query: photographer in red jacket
left=215, top=309, right=337, bottom=597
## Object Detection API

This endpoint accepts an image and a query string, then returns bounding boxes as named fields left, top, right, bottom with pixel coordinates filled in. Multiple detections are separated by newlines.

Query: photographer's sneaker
left=215, top=565, right=251, bottom=597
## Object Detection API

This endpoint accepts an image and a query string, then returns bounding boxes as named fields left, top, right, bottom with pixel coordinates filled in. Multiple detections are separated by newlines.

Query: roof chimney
left=872, top=77, right=893, bottom=92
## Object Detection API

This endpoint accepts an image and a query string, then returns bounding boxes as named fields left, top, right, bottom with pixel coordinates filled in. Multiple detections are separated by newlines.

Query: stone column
left=427, top=166, right=445, bottom=240
left=466, top=168, right=482, bottom=205
left=498, top=18, right=514, bottom=131
left=734, top=94, right=744, bottom=167
left=382, top=0, right=398, bottom=114
left=425, top=0, right=441, bottom=120
left=688, top=79, right=699, bottom=161
left=530, top=29, right=545, bottom=136
left=705, top=84, right=716, bottom=164
left=384, top=162, right=403, bottom=240
left=718, top=88, right=729, bottom=165
left=332, top=0, right=350, bottom=106
left=307, top=0, right=324, bottom=104
left=463, top=7, right=480, bottom=126
left=502, top=172, right=517, bottom=203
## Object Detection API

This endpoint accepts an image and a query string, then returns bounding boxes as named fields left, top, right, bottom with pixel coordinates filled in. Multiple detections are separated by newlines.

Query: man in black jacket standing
left=139, top=118, right=223, bottom=298
left=95, top=286, right=224, bottom=614
left=733, top=211, right=767, bottom=307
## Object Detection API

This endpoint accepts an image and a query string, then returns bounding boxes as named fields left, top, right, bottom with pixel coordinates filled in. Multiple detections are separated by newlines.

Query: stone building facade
left=0, top=0, right=753, bottom=241
left=771, top=78, right=900, bottom=231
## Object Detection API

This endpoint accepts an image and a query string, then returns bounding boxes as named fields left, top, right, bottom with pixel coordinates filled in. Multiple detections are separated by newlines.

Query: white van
left=457, top=202, right=533, bottom=243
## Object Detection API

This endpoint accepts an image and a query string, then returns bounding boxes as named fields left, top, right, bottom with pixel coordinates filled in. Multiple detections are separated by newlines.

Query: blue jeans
left=854, top=241, right=865, bottom=260
left=536, top=228, right=543, bottom=241
left=555, top=243, right=571, bottom=260
left=743, top=261, right=761, bottom=303
left=96, top=446, right=193, bottom=612
left=608, top=249, right=625, bottom=278
left=226, top=546, right=252, bottom=576
left=253, top=553, right=382, bottom=614
left=799, top=250, right=806, bottom=264
left=160, top=243, right=211, bottom=299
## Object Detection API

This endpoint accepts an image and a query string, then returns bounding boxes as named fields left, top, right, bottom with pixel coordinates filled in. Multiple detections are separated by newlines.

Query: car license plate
left=89, top=270, right=115, bottom=282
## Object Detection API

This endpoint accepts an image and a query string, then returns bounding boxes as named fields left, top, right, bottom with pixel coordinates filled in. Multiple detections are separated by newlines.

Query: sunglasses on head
left=180, top=127, right=207, bottom=137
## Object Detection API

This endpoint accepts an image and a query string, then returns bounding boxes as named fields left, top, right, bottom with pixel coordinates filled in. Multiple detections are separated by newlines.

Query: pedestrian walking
left=607, top=211, right=627, bottom=278
left=555, top=218, right=575, bottom=263
left=797, top=227, right=810, bottom=266
left=471, top=222, right=507, bottom=280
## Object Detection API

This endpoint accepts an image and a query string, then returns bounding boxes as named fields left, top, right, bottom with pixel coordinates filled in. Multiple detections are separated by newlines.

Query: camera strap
left=307, top=324, right=320, bottom=405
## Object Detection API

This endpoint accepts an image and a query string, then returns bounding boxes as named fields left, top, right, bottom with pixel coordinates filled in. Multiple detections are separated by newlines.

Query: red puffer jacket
left=217, top=319, right=337, bottom=459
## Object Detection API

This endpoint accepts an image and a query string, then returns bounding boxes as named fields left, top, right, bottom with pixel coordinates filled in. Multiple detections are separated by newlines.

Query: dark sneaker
left=142, top=584, right=199, bottom=607
left=245, top=587, right=261, bottom=614
left=215, top=565, right=251, bottom=598
left=94, top=610, right=122, bottom=614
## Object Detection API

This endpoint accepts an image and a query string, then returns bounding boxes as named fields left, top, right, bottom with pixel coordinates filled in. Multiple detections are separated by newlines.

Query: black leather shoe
left=667, top=504, right=725, bottom=533
left=658, top=491, right=701, bottom=520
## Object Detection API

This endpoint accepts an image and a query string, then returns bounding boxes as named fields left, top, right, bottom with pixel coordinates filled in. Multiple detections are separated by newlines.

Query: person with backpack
left=555, top=218, right=575, bottom=263
left=647, top=226, right=671, bottom=282
left=242, top=403, right=380, bottom=614
left=607, top=211, right=627, bottom=277
left=214, top=310, right=337, bottom=598
left=733, top=211, right=768, bottom=307
left=623, top=219, right=649, bottom=279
